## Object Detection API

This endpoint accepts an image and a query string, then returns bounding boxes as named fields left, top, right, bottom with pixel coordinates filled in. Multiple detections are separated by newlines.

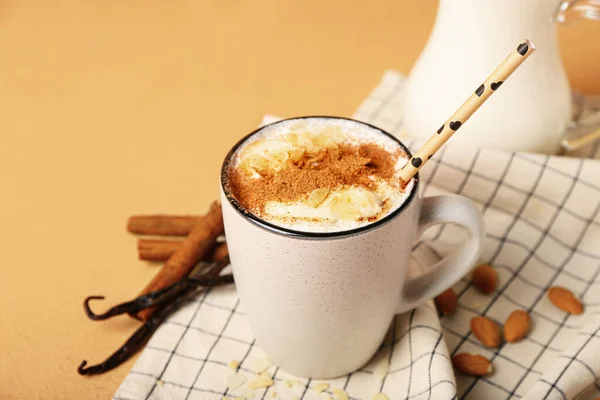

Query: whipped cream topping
left=230, top=118, right=415, bottom=233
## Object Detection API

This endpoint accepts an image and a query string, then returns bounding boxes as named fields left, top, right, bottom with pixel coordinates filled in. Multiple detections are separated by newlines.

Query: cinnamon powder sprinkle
left=229, top=142, right=404, bottom=214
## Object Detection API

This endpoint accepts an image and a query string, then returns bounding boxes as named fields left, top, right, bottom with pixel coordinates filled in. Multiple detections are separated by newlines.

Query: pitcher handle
left=554, top=0, right=600, bottom=24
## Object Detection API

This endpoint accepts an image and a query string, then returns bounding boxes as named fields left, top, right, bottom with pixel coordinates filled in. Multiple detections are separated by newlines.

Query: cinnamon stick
left=212, top=242, right=229, bottom=262
left=127, top=215, right=200, bottom=236
left=134, top=202, right=224, bottom=321
left=138, top=239, right=184, bottom=261
left=138, top=239, right=228, bottom=262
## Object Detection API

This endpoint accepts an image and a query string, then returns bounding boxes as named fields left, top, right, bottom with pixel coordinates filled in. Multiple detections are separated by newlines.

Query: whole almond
left=471, top=316, right=502, bottom=348
left=472, top=264, right=497, bottom=294
left=451, top=353, right=492, bottom=376
left=434, top=288, right=457, bottom=315
left=504, top=310, right=531, bottom=343
left=548, top=287, right=584, bottom=314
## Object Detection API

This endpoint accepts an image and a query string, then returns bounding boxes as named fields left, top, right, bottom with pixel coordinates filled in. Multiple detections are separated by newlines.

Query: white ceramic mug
left=220, top=117, right=485, bottom=379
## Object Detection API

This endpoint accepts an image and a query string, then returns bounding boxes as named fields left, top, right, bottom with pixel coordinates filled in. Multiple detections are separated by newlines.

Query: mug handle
left=396, top=195, right=485, bottom=314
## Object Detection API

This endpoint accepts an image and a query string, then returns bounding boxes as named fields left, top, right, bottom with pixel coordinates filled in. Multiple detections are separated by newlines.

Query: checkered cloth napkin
left=114, top=71, right=600, bottom=400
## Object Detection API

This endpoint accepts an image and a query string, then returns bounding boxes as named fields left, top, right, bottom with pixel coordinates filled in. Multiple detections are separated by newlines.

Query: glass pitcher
left=403, top=0, right=600, bottom=154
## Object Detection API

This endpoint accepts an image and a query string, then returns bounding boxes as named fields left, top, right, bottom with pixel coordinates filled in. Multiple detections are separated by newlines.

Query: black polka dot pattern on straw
left=398, top=39, right=535, bottom=183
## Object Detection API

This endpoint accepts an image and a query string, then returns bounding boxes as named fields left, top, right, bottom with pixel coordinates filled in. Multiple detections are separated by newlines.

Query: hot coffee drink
left=226, top=117, right=415, bottom=233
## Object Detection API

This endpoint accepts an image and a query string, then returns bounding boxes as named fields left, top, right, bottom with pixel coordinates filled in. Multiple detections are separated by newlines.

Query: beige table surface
left=1, top=1, right=599, bottom=399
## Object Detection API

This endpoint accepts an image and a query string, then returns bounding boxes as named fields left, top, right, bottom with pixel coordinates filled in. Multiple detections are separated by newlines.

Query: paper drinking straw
left=398, top=39, right=536, bottom=182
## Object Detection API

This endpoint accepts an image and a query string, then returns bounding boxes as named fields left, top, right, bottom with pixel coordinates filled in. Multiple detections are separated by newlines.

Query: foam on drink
left=228, top=118, right=415, bottom=233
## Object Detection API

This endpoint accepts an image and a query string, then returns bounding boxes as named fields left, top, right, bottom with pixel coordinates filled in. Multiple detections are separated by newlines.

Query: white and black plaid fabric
left=115, top=71, right=600, bottom=400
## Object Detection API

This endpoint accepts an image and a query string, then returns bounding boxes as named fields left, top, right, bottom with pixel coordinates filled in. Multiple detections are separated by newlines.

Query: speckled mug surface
left=220, top=117, right=485, bottom=379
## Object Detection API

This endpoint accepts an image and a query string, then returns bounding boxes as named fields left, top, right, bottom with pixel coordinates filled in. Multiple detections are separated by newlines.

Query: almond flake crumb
left=156, top=380, right=164, bottom=386
left=229, top=360, right=240, bottom=369
left=225, top=372, right=247, bottom=390
left=251, top=358, right=272, bottom=373
left=314, top=383, right=330, bottom=393
left=332, top=388, right=349, bottom=400
left=372, top=393, right=389, bottom=400
left=270, top=391, right=277, bottom=398
left=248, top=374, right=274, bottom=389
left=286, top=379, right=301, bottom=388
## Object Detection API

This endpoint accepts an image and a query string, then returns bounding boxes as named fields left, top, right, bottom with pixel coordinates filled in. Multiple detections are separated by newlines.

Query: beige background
left=1, top=1, right=598, bottom=399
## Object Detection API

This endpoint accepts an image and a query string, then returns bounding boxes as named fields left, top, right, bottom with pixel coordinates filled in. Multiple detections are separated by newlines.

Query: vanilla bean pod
left=84, top=257, right=230, bottom=321
left=78, top=257, right=233, bottom=375
left=78, top=284, right=195, bottom=375
left=83, top=284, right=177, bottom=321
